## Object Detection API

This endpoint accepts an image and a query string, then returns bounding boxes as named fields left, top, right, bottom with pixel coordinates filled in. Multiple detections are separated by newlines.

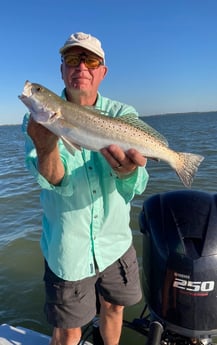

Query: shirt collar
left=61, top=88, right=102, bottom=107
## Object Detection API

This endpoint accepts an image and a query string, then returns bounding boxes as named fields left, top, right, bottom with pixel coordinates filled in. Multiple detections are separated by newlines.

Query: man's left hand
left=100, top=145, right=147, bottom=176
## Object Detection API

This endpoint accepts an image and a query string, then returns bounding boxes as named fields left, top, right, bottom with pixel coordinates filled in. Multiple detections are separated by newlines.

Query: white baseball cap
left=59, top=32, right=105, bottom=63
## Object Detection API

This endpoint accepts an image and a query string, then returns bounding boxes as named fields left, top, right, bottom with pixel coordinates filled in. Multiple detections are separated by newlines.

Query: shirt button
left=94, top=215, right=98, bottom=219
left=93, top=190, right=96, bottom=194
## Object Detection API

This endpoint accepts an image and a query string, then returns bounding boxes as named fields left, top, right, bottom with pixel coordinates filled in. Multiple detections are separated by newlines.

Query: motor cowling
left=139, top=190, right=217, bottom=338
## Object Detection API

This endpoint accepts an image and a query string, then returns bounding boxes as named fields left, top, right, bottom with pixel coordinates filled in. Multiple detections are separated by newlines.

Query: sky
left=1, top=0, right=217, bottom=124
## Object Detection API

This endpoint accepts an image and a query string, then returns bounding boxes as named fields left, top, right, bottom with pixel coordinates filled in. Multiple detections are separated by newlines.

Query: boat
left=0, top=323, right=93, bottom=345
left=0, top=323, right=50, bottom=344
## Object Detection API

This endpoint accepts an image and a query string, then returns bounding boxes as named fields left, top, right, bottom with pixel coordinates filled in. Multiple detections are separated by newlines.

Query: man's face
left=61, top=47, right=107, bottom=97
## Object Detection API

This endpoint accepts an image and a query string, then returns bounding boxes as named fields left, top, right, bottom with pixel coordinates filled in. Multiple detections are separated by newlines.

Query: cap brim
left=60, top=42, right=103, bottom=58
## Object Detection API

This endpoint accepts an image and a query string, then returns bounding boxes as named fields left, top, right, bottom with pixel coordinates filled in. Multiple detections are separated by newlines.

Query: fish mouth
left=18, top=80, right=33, bottom=99
left=18, top=80, right=37, bottom=113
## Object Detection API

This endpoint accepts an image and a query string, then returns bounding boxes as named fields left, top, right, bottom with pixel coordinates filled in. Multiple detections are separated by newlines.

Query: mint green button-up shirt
left=22, top=91, right=149, bottom=281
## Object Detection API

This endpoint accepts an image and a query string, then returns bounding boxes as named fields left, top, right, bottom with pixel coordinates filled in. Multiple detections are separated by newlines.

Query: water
left=0, top=112, right=217, bottom=339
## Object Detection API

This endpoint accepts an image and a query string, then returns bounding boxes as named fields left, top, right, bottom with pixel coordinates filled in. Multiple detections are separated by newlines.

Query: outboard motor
left=139, top=190, right=217, bottom=341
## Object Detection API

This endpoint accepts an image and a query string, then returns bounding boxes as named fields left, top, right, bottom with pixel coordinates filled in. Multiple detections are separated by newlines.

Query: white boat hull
left=0, top=324, right=50, bottom=345
left=0, top=324, right=93, bottom=345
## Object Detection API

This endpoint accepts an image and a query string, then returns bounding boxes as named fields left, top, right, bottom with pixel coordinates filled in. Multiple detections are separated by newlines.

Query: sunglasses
left=62, top=54, right=103, bottom=69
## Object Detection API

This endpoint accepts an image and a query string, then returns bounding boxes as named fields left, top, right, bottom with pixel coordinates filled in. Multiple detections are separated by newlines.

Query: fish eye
left=35, top=86, right=42, bottom=92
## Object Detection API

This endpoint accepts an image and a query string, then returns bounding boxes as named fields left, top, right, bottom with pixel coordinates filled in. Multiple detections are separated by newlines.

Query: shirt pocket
left=118, top=245, right=140, bottom=284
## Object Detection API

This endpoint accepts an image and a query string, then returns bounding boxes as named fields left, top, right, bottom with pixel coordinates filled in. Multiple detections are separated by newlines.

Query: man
left=23, top=32, right=149, bottom=345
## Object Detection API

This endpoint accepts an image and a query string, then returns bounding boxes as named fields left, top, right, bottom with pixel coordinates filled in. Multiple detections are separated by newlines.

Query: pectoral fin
left=61, top=136, right=81, bottom=155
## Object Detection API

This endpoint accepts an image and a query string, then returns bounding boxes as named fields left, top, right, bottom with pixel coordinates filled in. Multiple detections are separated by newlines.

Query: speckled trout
left=19, top=81, right=204, bottom=187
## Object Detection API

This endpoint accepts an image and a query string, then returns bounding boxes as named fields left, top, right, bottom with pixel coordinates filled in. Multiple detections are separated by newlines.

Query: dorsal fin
left=117, top=114, right=169, bottom=146
left=87, top=107, right=169, bottom=147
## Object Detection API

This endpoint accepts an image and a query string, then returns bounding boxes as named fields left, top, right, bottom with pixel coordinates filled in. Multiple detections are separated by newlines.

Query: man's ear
left=101, top=66, right=108, bottom=80
left=60, top=64, right=63, bottom=80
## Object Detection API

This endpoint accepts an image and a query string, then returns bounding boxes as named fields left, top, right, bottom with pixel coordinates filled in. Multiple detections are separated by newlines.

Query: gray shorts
left=43, top=244, right=142, bottom=328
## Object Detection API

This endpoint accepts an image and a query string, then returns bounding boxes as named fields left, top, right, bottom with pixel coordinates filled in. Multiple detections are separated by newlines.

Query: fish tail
left=174, top=152, right=204, bottom=188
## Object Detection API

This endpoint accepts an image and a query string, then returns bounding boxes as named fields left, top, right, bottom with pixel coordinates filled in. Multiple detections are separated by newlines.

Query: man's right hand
left=27, top=116, right=65, bottom=185
left=27, top=116, right=58, bottom=152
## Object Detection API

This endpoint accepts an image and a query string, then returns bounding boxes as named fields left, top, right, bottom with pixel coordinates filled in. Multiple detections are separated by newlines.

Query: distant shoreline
left=141, top=110, right=217, bottom=118
left=1, top=110, right=217, bottom=126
